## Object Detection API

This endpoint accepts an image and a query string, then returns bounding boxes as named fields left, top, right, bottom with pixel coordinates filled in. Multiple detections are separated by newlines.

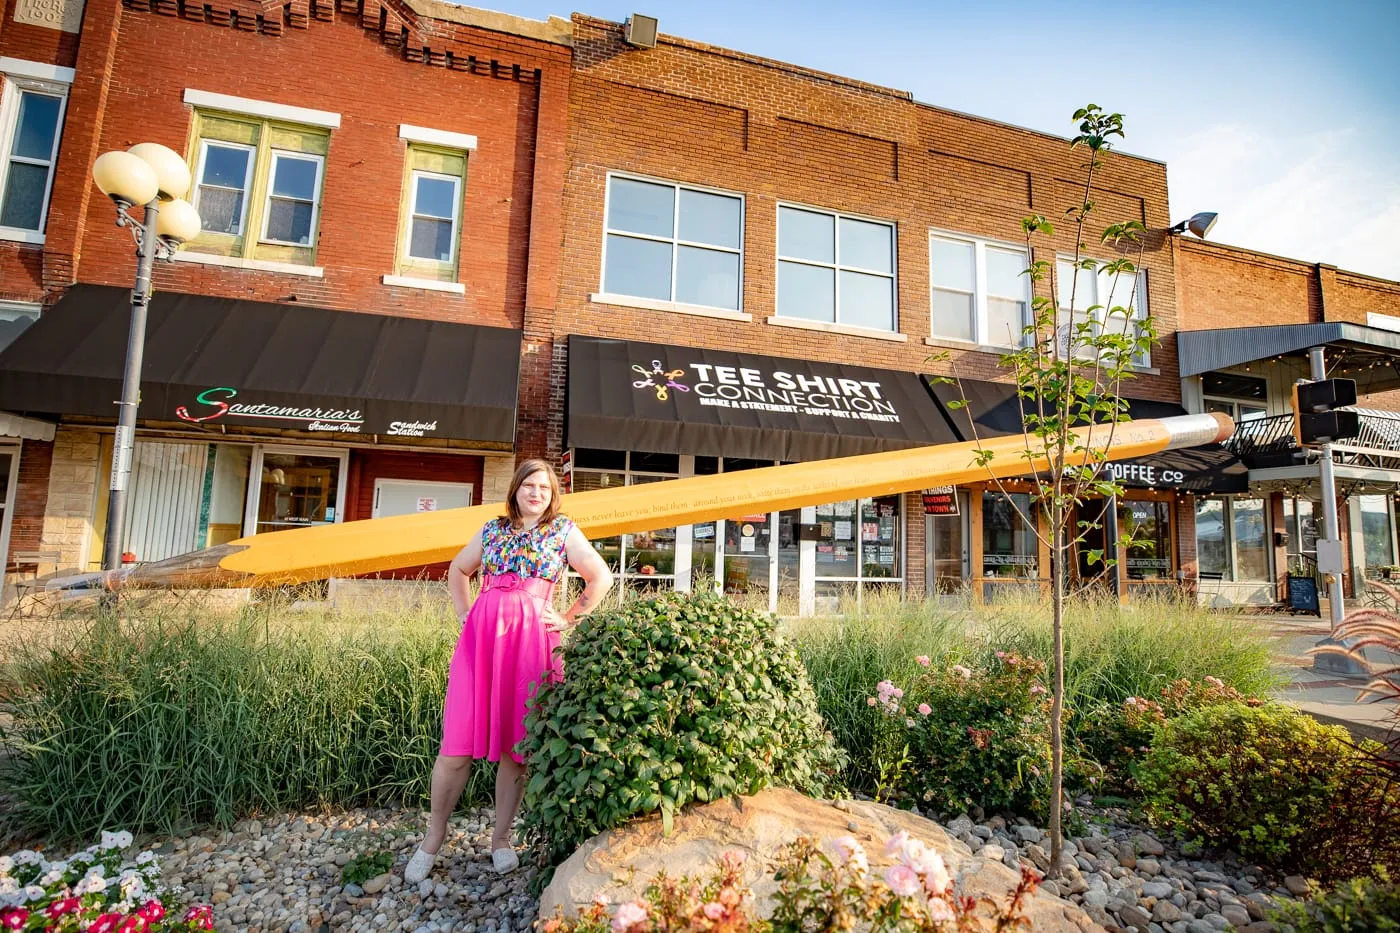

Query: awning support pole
left=1310, top=347, right=1345, bottom=628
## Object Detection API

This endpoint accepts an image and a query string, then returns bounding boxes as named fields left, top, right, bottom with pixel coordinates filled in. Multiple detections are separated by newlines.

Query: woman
left=404, top=459, right=612, bottom=882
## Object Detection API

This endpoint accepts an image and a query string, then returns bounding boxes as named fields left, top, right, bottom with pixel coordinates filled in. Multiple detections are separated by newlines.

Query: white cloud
left=1167, top=123, right=1400, bottom=281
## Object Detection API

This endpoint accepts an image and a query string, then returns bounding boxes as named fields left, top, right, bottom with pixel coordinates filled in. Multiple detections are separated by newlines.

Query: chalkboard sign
left=1287, top=574, right=1320, bottom=615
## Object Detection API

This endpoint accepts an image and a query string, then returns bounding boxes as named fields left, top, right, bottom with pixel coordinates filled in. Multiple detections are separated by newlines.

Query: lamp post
left=91, top=144, right=202, bottom=574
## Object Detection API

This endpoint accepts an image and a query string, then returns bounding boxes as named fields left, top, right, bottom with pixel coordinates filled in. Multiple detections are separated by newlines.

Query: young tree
left=936, top=104, right=1154, bottom=875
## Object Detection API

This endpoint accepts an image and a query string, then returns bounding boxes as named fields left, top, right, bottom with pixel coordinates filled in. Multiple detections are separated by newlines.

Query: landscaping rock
left=1283, top=875, right=1311, bottom=897
left=538, top=788, right=1097, bottom=931
left=1133, top=833, right=1166, bottom=857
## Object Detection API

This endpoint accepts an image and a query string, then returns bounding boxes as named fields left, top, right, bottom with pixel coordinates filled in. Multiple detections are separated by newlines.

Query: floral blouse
left=480, top=515, right=575, bottom=582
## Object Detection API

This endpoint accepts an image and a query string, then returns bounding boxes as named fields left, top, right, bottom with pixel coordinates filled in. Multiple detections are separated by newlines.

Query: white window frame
left=776, top=202, right=898, bottom=332
left=1196, top=496, right=1272, bottom=583
left=928, top=230, right=1030, bottom=348
left=0, top=70, right=69, bottom=244
left=1056, top=256, right=1151, bottom=367
left=259, top=150, right=324, bottom=248
left=193, top=138, right=256, bottom=238
left=597, top=171, right=746, bottom=313
left=242, top=444, right=349, bottom=537
left=403, top=169, right=462, bottom=266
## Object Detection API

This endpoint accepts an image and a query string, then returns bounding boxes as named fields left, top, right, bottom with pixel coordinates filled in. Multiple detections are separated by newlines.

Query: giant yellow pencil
left=63, top=413, right=1231, bottom=591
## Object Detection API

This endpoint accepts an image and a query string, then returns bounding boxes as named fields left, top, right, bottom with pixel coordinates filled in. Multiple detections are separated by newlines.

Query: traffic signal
left=1292, top=378, right=1360, bottom=445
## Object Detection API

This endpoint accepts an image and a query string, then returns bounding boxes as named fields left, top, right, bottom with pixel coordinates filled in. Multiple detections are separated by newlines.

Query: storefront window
left=1233, top=498, right=1269, bottom=581
left=1360, top=495, right=1395, bottom=573
left=983, top=492, right=1037, bottom=578
left=1195, top=498, right=1227, bottom=578
left=251, top=449, right=345, bottom=534
left=1121, top=499, right=1171, bottom=580
left=572, top=450, right=678, bottom=586
left=1196, top=496, right=1270, bottom=582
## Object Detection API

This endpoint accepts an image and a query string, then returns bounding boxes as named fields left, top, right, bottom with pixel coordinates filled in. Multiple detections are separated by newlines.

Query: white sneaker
left=403, top=847, right=438, bottom=885
left=491, top=847, right=519, bottom=874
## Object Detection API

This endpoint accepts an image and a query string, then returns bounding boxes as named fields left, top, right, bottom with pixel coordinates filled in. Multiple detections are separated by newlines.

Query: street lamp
left=91, top=143, right=202, bottom=573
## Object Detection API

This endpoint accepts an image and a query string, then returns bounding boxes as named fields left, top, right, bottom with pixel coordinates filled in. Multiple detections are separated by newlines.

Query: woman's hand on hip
left=542, top=604, right=572, bottom=633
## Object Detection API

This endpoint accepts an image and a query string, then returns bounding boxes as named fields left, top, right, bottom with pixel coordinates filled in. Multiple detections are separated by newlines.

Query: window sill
left=1129, top=364, right=1160, bottom=375
left=767, top=316, right=907, bottom=342
left=590, top=293, right=751, bottom=322
left=923, top=336, right=1020, bottom=354
left=0, top=227, right=44, bottom=245
left=173, top=251, right=324, bottom=278
left=383, top=275, right=465, bottom=295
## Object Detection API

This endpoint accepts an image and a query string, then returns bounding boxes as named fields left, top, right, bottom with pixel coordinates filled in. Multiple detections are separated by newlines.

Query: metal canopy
left=1177, top=322, right=1400, bottom=392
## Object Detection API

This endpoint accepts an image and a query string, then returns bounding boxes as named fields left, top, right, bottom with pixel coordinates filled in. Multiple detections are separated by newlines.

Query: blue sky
left=481, top=0, right=1400, bottom=280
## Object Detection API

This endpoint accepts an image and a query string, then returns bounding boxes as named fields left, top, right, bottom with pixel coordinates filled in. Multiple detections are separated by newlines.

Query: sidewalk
left=1264, top=613, right=1398, bottom=744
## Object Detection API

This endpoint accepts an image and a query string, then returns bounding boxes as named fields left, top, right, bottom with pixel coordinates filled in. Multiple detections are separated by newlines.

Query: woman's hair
left=505, top=458, right=562, bottom=528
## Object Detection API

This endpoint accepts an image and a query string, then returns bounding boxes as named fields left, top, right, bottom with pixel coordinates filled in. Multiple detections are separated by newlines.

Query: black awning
left=567, top=335, right=958, bottom=462
left=925, top=377, right=1248, bottom=494
left=0, top=284, right=521, bottom=444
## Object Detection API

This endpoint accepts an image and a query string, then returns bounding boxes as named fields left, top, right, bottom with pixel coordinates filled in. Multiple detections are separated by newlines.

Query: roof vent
left=624, top=14, right=658, bottom=49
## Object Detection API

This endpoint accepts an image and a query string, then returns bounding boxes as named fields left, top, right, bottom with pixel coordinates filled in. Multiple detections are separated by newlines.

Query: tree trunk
left=1048, top=505, right=1066, bottom=878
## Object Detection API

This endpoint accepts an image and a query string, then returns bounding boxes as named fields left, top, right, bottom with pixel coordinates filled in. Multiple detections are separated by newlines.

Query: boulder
left=538, top=788, right=1099, bottom=931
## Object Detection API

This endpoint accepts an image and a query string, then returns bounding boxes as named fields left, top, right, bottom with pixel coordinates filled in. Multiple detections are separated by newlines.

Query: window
left=1195, top=497, right=1270, bottom=582
left=778, top=205, right=895, bottom=331
left=187, top=110, right=329, bottom=265
left=0, top=69, right=68, bottom=241
left=1360, top=494, right=1395, bottom=573
left=388, top=138, right=469, bottom=285
left=601, top=175, right=743, bottom=311
left=571, top=449, right=680, bottom=591
left=929, top=233, right=1029, bottom=346
left=1203, top=372, right=1268, bottom=424
left=1056, top=258, right=1150, bottom=365
left=1120, top=499, right=1172, bottom=580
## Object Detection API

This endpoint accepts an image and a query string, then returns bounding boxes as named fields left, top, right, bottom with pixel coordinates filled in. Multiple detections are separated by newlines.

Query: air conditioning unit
left=624, top=14, right=659, bottom=49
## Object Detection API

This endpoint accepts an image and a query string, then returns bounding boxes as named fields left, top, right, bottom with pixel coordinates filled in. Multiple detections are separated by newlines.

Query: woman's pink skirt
left=440, top=572, right=563, bottom=763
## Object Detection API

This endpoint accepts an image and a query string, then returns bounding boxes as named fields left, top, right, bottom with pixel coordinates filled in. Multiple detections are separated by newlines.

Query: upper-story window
left=0, top=61, right=71, bottom=243
left=601, top=174, right=743, bottom=311
left=383, top=126, right=476, bottom=293
left=929, top=232, right=1029, bottom=346
left=1202, top=371, right=1268, bottom=423
left=181, top=91, right=339, bottom=271
left=1056, top=258, right=1151, bottom=366
left=777, top=205, right=896, bottom=332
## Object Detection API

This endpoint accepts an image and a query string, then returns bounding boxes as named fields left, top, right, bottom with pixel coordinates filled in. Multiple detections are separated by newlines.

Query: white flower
left=830, top=836, right=869, bottom=874
left=926, top=898, right=955, bottom=923
left=73, top=876, right=105, bottom=896
left=113, top=831, right=134, bottom=849
left=884, top=831, right=911, bottom=859
left=136, top=851, right=156, bottom=865
left=22, top=884, right=45, bottom=903
left=0, top=877, right=18, bottom=896
left=0, top=855, right=11, bottom=875
left=40, top=869, right=65, bottom=886
left=84, top=865, right=105, bottom=879
left=11, top=851, right=40, bottom=867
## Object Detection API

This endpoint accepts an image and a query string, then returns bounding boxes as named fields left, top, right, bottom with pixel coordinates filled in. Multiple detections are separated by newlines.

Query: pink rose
left=867, top=697, right=878, bottom=706
left=884, top=864, right=921, bottom=897
left=927, top=898, right=955, bottom=922
left=915, top=655, right=931, bottom=667
left=884, top=831, right=910, bottom=858
left=917, top=703, right=932, bottom=716
left=703, top=903, right=725, bottom=920
left=612, top=902, right=649, bottom=933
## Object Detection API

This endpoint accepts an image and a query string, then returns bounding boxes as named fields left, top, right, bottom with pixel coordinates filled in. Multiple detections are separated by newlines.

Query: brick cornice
left=118, top=0, right=562, bottom=79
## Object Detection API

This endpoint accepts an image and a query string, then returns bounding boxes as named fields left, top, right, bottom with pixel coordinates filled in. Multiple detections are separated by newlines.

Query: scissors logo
left=631, top=360, right=689, bottom=401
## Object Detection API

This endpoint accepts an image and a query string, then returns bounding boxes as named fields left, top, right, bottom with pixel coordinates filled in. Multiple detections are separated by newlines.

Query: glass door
left=926, top=490, right=969, bottom=595
left=723, top=511, right=772, bottom=604
left=244, top=446, right=348, bottom=536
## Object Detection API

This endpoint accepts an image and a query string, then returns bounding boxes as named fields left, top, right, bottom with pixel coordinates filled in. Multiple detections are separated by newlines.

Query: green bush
left=1138, top=702, right=1387, bottom=871
left=1074, top=676, right=1260, bottom=795
left=870, top=652, right=1052, bottom=818
left=0, top=599, right=492, bottom=842
left=518, top=591, right=846, bottom=867
left=1272, top=873, right=1400, bottom=932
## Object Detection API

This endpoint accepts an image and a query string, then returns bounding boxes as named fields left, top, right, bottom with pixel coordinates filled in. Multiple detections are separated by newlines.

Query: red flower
left=89, top=915, right=123, bottom=933
left=184, top=905, right=215, bottom=930
left=138, top=901, right=165, bottom=923
left=116, top=915, right=149, bottom=933
left=45, top=897, right=81, bottom=918
left=1, top=908, right=29, bottom=930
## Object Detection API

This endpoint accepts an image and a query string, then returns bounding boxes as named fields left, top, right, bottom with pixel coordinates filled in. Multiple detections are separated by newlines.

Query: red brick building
left=536, top=14, right=1234, bottom=614
left=0, top=0, right=571, bottom=592
left=4, top=4, right=1329, bottom=613
left=1173, top=237, right=1400, bottom=610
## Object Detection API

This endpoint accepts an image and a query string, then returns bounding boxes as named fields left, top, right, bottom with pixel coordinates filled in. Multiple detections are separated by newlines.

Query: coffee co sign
left=1103, top=460, right=1188, bottom=488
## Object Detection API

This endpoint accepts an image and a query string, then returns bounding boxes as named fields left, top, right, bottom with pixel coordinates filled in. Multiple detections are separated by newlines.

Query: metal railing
left=1224, top=409, right=1400, bottom=469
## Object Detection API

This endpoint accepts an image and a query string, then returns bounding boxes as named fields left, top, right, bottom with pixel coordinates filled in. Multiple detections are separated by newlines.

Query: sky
left=478, top=0, right=1400, bottom=281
